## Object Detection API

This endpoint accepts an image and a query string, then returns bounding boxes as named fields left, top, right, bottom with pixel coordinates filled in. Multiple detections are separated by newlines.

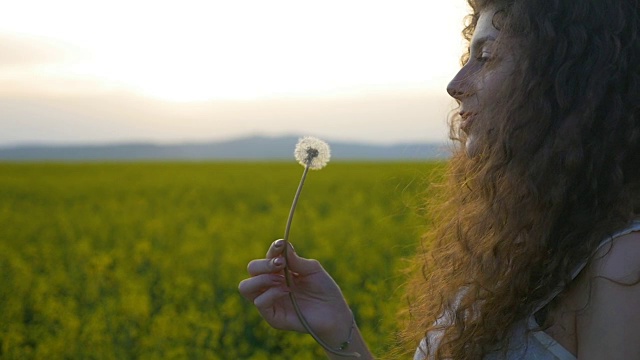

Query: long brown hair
left=400, top=0, right=640, bottom=358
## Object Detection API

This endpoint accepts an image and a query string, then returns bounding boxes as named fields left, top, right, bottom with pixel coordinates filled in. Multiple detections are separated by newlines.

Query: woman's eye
left=477, top=51, right=492, bottom=63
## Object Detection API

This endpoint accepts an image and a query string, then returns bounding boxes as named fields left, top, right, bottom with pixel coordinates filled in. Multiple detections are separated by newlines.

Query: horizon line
left=0, top=134, right=450, bottom=149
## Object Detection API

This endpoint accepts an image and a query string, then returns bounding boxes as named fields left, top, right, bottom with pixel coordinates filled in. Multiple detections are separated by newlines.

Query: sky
left=0, top=0, right=470, bottom=146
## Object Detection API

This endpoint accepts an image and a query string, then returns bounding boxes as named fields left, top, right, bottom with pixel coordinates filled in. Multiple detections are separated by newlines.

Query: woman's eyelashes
left=476, top=49, right=493, bottom=63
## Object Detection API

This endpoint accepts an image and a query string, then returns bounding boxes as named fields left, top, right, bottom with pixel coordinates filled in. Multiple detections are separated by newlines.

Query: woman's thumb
left=284, top=242, right=322, bottom=276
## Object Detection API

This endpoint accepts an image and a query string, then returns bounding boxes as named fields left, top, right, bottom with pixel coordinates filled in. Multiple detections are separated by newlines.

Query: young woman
left=238, top=0, right=640, bottom=358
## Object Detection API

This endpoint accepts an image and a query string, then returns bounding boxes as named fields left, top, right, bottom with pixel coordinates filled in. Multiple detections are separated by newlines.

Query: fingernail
left=274, top=240, right=284, bottom=248
left=273, top=257, right=284, bottom=266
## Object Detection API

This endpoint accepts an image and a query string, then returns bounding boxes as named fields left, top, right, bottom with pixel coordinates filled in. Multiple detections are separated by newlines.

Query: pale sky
left=0, top=0, right=470, bottom=146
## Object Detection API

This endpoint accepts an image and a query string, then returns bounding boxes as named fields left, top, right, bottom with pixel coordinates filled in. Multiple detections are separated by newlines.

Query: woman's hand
left=238, top=239, right=353, bottom=346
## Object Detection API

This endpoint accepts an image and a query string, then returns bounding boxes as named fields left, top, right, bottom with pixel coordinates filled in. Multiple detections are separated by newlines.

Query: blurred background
left=0, top=1, right=470, bottom=358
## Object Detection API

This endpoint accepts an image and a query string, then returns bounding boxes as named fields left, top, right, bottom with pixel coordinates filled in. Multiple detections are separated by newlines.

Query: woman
left=238, top=0, right=640, bottom=358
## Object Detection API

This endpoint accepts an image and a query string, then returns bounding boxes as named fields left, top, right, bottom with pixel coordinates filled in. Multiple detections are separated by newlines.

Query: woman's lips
left=460, top=112, right=476, bottom=134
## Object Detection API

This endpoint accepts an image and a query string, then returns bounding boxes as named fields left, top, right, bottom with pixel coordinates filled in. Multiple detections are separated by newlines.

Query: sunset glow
left=0, top=0, right=469, bottom=144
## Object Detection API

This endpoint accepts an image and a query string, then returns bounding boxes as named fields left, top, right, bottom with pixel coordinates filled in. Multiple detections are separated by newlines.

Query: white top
left=414, top=219, right=640, bottom=360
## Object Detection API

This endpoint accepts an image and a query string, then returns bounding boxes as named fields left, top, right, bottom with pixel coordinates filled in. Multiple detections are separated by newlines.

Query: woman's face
left=447, top=7, right=515, bottom=157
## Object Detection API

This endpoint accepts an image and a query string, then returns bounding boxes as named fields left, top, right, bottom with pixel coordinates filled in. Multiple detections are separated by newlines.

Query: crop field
left=0, top=161, right=444, bottom=359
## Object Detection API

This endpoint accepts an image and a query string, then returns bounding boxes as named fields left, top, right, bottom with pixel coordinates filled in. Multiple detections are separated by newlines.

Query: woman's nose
left=447, top=82, right=464, bottom=99
left=447, top=67, right=471, bottom=100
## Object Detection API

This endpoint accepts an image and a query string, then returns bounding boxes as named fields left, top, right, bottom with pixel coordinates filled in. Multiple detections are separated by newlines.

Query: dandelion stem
left=282, top=161, right=361, bottom=358
left=283, top=162, right=310, bottom=244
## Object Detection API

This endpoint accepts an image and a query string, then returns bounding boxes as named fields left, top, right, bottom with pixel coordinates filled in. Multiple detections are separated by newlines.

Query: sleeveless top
left=414, top=219, right=640, bottom=360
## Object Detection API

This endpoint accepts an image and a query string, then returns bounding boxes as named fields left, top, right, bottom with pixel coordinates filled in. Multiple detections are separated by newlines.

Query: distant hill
left=0, top=136, right=451, bottom=161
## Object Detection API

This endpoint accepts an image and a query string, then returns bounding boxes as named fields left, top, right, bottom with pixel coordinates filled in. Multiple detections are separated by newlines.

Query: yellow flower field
left=0, top=162, right=443, bottom=359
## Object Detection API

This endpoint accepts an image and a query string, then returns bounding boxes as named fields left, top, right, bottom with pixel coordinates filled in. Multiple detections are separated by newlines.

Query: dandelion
left=282, top=137, right=360, bottom=358
left=294, top=136, right=331, bottom=170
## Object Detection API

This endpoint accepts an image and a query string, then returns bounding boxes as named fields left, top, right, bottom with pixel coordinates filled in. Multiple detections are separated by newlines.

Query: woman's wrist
left=320, top=310, right=356, bottom=350
left=323, top=323, right=374, bottom=360
left=317, top=310, right=374, bottom=359
left=337, top=312, right=356, bottom=351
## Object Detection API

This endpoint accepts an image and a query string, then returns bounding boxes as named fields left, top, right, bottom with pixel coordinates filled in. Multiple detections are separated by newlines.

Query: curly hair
left=400, top=0, right=640, bottom=359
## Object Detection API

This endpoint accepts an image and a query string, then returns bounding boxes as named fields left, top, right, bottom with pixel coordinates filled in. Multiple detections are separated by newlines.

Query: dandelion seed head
left=294, top=136, right=330, bottom=170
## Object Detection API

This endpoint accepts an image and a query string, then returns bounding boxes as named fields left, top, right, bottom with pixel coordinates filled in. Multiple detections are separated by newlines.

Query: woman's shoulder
left=590, top=223, right=640, bottom=284
left=574, top=225, right=640, bottom=359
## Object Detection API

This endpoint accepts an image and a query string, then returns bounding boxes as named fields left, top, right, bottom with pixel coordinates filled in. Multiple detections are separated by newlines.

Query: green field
left=0, top=162, right=443, bottom=359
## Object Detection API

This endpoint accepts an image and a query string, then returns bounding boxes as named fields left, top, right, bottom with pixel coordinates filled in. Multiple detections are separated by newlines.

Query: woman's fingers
left=261, top=240, right=322, bottom=276
left=247, top=256, right=285, bottom=276
left=265, top=239, right=286, bottom=259
left=238, top=274, right=286, bottom=301
left=241, top=240, right=323, bottom=303
left=253, top=285, right=290, bottom=312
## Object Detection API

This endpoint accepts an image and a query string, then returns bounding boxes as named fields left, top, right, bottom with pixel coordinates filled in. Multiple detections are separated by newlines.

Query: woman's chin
left=465, top=135, right=480, bottom=158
